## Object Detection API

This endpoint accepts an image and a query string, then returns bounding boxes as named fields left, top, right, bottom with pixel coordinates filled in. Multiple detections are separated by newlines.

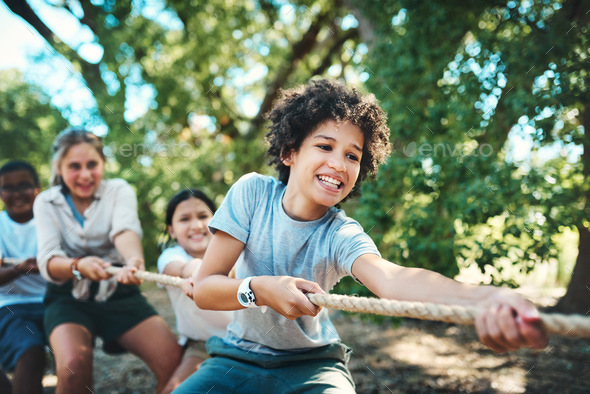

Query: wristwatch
left=71, top=258, right=83, bottom=280
left=237, top=277, right=257, bottom=308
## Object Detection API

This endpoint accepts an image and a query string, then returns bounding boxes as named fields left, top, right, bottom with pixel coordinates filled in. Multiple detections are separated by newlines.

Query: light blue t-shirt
left=0, top=211, right=46, bottom=308
left=209, top=173, right=380, bottom=353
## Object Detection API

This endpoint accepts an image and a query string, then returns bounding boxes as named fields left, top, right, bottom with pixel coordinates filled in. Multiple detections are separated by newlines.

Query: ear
left=282, top=150, right=294, bottom=166
left=167, top=225, right=176, bottom=240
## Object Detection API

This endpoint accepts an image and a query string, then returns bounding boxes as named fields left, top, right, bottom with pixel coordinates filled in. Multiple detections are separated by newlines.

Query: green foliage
left=0, top=69, right=68, bottom=187
left=8, top=0, right=368, bottom=265
left=353, top=0, right=589, bottom=286
left=5, top=0, right=588, bottom=305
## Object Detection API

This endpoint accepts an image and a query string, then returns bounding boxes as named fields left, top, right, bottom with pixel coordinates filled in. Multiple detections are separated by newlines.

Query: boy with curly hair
left=177, top=79, right=547, bottom=393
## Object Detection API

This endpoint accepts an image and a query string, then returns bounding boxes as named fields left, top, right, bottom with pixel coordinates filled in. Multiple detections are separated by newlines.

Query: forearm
left=192, top=230, right=247, bottom=310
left=162, top=259, right=197, bottom=278
left=113, top=230, right=144, bottom=269
left=355, top=255, right=497, bottom=307
left=193, top=274, right=244, bottom=310
left=378, top=266, right=496, bottom=306
left=46, top=256, right=78, bottom=281
left=0, top=266, right=20, bottom=285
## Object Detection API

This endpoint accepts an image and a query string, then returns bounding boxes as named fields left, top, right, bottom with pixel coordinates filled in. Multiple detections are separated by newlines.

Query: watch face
left=240, top=293, right=249, bottom=303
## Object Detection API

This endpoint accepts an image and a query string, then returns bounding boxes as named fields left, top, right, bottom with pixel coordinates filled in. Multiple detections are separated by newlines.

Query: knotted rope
left=4, top=258, right=589, bottom=338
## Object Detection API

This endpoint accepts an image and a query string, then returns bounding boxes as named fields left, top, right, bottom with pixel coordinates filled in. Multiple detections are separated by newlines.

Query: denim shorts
left=172, top=336, right=356, bottom=394
left=183, top=339, right=209, bottom=361
left=0, top=303, right=46, bottom=371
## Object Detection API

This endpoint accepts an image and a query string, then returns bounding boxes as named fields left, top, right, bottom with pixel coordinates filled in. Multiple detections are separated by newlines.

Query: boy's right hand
left=76, top=256, right=112, bottom=281
left=15, top=258, right=39, bottom=274
left=252, top=276, right=326, bottom=320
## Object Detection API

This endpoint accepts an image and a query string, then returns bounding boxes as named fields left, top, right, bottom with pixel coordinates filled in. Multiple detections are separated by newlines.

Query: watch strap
left=237, top=276, right=257, bottom=308
left=71, top=257, right=83, bottom=280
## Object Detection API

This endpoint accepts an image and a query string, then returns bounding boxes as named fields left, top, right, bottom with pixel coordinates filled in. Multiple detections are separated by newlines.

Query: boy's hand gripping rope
left=3, top=258, right=589, bottom=338
left=306, top=293, right=590, bottom=338
left=104, top=266, right=590, bottom=339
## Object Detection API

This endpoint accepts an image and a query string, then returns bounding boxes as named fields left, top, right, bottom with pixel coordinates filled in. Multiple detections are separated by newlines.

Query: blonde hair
left=51, top=128, right=106, bottom=188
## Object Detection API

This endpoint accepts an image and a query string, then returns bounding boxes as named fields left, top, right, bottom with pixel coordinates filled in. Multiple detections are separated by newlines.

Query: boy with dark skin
left=0, top=161, right=46, bottom=394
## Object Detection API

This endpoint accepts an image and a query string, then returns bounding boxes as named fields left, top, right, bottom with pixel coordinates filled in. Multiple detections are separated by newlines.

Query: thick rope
left=105, top=266, right=185, bottom=287
left=308, top=293, right=590, bottom=338
left=4, top=258, right=589, bottom=338
left=107, top=267, right=590, bottom=339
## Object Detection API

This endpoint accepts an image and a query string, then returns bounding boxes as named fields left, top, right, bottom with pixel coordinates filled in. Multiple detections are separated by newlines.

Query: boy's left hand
left=475, top=288, right=548, bottom=353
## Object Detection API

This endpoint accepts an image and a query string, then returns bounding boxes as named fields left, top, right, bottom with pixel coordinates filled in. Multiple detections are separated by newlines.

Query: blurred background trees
left=1, top=0, right=587, bottom=313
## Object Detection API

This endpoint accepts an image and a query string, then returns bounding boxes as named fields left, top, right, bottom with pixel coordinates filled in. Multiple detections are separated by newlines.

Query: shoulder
left=157, top=245, right=190, bottom=271
left=102, top=178, right=132, bottom=191
left=97, top=179, right=135, bottom=198
left=0, top=211, right=9, bottom=230
left=159, top=245, right=187, bottom=259
left=328, top=208, right=367, bottom=235
left=36, top=185, right=64, bottom=205
left=236, top=172, right=277, bottom=188
left=229, top=172, right=280, bottom=197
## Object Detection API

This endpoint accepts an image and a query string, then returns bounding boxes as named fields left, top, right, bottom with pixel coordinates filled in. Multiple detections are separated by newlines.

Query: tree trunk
left=552, top=103, right=590, bottom=314
left=553, top=225, right=590, bottom=314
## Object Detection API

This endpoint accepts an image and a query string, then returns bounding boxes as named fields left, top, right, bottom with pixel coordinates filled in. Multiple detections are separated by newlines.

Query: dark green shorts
left=44, top=284, right=157, bottom=354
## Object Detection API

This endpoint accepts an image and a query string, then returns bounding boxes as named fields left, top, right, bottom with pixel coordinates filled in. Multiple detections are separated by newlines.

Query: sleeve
left=157, top=246, right=189, bottom=273
left=108, top=180, right=143, bottom=242
left=208, top=173, right=262, bottom=244
left=33, top=194, right=69, bottom=284
left=0, top=214, right=9, bottom=258
left=332, top=219, right=381, bottom=278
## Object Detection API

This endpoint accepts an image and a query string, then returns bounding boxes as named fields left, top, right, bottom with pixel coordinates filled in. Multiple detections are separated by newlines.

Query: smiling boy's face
left=281, top=120, right=364, bottom=221
left=0, top=169, right=40, bottom=223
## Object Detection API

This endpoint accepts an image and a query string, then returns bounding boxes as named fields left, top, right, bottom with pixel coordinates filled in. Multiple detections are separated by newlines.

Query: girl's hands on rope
left=76, top=256, right=112, bottom=281
left=75, top=256, right=144, bottom=285
left=475, top=288, right=549, bottom=353
left=182, top=277, right=195, bottom=298
left=117, top=256, right=145, bottom=285
left=251, top=276, right=325, bottom=320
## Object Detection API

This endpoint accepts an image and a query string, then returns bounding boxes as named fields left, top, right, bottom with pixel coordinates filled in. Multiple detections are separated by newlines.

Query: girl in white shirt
left=34, top=128, right=182, bottom=394
left=157, top=189, right=233, bottom=393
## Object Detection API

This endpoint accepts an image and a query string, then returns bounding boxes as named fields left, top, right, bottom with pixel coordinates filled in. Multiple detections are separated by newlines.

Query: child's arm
left=352, top=253, right=548, bottom=353
left=46, top=255, right=112, bottom=282
left=163, top=258, right=200, bottom=278
left=0, top=257, right=38, bottom=285
left=113, top=229, right=144, bottom=285
left=193, top=230, right=324, bottom=318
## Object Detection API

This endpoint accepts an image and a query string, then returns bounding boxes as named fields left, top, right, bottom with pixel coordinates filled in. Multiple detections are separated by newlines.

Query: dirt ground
left=38, top=284, right=589, bottom=393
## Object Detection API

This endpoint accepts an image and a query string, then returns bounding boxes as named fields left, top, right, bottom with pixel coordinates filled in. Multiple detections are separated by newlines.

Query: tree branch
left=3, top=0, right=107, bottom=113
left=249, top=9, right=332, bottom=134
left=311, top=28, right=358, bottom=77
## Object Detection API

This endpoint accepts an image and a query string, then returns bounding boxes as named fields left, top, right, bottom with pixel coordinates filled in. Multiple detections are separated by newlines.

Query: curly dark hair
left=265, top=79, right=391, bottom=198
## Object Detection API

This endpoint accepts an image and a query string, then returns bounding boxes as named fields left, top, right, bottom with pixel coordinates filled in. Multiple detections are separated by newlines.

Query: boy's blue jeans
left=172, top=336, right=356, bottom=393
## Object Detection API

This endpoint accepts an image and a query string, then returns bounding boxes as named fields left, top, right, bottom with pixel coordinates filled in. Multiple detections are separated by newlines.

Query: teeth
left=318, top=175, right=342, bottom=188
